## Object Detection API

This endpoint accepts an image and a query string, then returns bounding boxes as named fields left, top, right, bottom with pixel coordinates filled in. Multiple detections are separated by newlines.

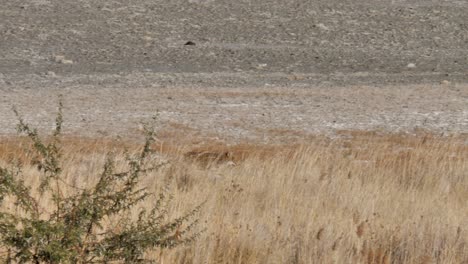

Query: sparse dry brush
left=0, top=104, right=201, bottom=263
left=0, top=107, right=467, bottom=263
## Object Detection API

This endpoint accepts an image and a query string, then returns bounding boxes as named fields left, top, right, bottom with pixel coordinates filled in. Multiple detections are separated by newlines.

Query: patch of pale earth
left=0, top=81, right=467, bottom=142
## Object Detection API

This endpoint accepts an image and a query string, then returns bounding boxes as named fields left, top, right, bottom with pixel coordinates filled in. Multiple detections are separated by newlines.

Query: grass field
left=0, top=131, right=467, bottom=263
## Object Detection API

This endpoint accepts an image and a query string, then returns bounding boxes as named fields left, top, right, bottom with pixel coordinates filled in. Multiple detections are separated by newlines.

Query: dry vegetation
left=0, top=131, right=467, bottom=263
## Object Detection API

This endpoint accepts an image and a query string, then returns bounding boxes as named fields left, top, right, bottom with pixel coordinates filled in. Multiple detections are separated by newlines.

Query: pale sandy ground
left=1, top=75, right=467, bottom=143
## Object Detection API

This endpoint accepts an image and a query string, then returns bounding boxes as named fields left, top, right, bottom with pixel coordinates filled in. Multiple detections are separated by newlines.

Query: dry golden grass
left=0, top=131, right=467, bottom=263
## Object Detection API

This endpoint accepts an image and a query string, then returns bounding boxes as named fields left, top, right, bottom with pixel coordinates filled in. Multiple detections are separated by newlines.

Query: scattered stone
left=316, top=23, right=329, bottom=31
left=184, top=41, right=196, bottom=46
left=54, top=55, right=65, bottom=63
left=440, top=80, right=451, bottom=85
left=100, top=7, right=113, bottom=12
left=54, top=55, right=73, bottom=64
left=46, top=71, right=56, bottom=77
left=142, top=36, right=153, bottom=41
left=287, top=74, right=305, bottom=81
left=31, top=0, right=51, bottom=6
left=406, top=63, right=416, bottom=69
left=188, top=0, right=215, bottom=5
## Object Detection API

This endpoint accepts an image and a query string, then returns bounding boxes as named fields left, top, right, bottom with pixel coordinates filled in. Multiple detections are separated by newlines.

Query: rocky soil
left=0, top=0, right=467, bottom=142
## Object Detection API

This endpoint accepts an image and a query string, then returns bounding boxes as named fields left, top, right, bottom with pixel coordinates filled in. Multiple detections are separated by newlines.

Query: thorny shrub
left=0, top=101, right=202, bottom=263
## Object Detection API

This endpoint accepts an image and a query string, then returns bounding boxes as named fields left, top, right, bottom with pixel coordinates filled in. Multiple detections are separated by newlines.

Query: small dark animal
left=184, top=41, right=196, bottom=46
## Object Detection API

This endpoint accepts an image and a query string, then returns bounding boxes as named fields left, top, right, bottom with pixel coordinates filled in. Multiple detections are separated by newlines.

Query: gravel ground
left=1, top=75, right=467, bottom=142
left=1, top=0, right=467, bottom=84
left=1, top=0, right=467, bottom=142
